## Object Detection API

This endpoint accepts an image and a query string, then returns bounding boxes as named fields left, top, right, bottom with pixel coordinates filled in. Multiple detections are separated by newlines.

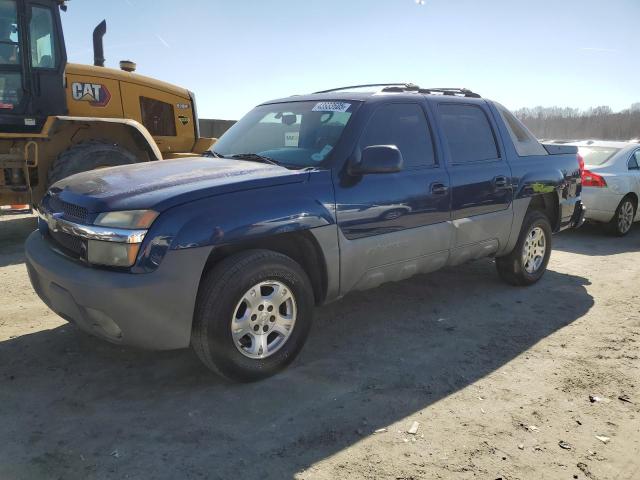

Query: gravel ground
left=1, top=213, right=638, bottom=480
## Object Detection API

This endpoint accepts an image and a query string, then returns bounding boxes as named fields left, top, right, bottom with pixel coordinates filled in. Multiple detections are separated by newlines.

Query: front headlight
left=88, top=210, right=157, bottom=267
left=94, top=210, right=158, bottom=229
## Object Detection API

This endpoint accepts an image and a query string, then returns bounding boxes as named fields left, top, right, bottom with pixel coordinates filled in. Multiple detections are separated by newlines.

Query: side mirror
left=349, top=145, right=403, bottom=175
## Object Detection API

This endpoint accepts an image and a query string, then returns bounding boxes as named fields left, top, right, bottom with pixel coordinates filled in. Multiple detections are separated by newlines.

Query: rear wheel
left=47, top=141, right=139, bottom=187
left=496, top=210, right=552, bottom=286
left=607, top=196, right=636, bottom=236
left=192, top=250, right=315, bottom=382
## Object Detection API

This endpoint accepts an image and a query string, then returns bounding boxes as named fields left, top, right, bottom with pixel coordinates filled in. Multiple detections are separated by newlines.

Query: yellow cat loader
left=0, top=0, right=214, bottom=206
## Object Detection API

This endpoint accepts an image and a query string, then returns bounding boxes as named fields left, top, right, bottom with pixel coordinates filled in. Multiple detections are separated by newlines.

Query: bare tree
left=515, top=104, right=640, bottom=141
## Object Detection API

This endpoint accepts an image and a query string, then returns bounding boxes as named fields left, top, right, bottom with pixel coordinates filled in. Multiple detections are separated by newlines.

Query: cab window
left=0, top=0, right=21, bottom=108
left=140, top=97, right=177, bottom=136
left=0, top=0, right=19, bottom=65
left=438, top=104, right=500, bottom=164
left=360, top=103, right=435, bottom=167
left=29, top=6, right=56, bottom=68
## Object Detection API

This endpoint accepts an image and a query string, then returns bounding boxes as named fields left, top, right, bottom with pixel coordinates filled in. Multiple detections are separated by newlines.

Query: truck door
left=0, top=0, right=66, bottom=133
left=434, top=101, right=513, bottom=263
left=335, top=101, right=452, bottom=293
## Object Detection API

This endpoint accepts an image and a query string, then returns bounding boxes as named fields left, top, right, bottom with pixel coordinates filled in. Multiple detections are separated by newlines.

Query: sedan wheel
left=617, top=200, right=634, bottom=235
left=609, top=198, right=636, bottom=236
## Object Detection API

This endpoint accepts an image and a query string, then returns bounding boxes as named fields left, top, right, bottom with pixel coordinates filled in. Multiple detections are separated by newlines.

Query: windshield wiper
left=202, top=150, right=224, bottom=158
left=229, top=153, right=280, bottom=166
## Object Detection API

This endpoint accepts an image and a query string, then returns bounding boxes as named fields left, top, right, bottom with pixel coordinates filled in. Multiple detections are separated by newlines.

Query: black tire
left=606, top=196, right=636, bottom=237
left=496, top=210, right=552, bottom=286
left=47, top=141, right=139, bottom=186
left=192, top=249, right=315, bottom=382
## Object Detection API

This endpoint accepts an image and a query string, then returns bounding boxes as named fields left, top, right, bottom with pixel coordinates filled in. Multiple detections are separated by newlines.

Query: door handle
left=430, top=182, right=449, bottom=196
left=493, top=175, right=509, bottom=189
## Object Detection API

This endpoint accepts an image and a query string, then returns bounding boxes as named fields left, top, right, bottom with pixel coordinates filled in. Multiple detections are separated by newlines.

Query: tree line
left=514, top=103, right=640, bottom=141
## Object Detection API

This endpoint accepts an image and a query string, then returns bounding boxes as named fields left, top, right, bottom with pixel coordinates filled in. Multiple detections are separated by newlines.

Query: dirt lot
left=1, top=213, right=638, bottom=480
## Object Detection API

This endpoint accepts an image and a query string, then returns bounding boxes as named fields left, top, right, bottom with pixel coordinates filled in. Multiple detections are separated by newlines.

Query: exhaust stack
left=93, top=20, right=107, bottom=67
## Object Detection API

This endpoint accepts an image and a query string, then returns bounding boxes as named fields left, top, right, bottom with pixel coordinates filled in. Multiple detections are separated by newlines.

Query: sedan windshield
left=212, top=100, right=357, bottom=168
left=578, top=146, right=620, bottom=166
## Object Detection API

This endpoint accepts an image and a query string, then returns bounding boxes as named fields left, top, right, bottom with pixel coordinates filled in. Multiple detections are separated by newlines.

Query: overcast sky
left=61, top=0, right=639, bottom=120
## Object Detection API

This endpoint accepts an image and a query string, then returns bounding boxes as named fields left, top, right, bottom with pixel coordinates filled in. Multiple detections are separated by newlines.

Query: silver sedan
left=568, top=140, right=640, bottom=235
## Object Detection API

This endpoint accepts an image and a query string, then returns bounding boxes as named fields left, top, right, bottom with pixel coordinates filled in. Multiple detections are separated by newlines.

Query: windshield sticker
left=284, top=131, right=299, bottom=147
left=311, top=144, right=333, bottom=162
left=312, top=102, right=351, bottom=113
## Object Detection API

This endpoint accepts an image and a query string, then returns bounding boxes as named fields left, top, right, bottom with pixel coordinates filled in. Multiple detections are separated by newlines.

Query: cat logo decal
left=71, top=82, right=111, bottom=107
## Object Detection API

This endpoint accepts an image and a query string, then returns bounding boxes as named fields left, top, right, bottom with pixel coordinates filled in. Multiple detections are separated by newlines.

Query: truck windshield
left=213, top=100, right=357, bottom=168
left=578, top=146, right=620, bottom=166
left=0, top=0, right=22, bottom=110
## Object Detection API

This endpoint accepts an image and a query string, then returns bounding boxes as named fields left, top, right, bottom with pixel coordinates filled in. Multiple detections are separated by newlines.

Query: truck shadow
left=0, top=259, right=593, bottom=480
left=554, top=222, right=640, bottom=256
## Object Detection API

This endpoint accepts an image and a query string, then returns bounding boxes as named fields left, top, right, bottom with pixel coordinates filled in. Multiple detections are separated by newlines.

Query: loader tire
left=47, top=141, right=140, bottom=187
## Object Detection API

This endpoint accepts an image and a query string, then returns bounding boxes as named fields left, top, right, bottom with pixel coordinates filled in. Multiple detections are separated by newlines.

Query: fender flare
left=50, top=116, right=162, bottom=161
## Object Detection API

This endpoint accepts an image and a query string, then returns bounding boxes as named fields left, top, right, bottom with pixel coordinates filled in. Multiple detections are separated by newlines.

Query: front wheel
left=496, top=210, right=552, bottom=286
left=191, top=250, right=315, bottom=382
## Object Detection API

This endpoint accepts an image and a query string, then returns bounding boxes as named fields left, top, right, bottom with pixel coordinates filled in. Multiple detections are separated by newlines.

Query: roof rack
left=313, top=84, right=481, bottom=98
left=415, top=87, right=481, bottom=98
left=313, top=83, right=420, bottom=94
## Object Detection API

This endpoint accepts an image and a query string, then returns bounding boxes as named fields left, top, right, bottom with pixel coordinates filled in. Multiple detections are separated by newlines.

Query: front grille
left=49, top=230, right=86, bottom=259
left=41, top=193, right=89, bottom=261
left=47, top=195, right=88, bottom=223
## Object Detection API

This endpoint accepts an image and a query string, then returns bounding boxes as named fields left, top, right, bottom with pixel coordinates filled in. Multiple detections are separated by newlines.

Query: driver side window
left=359, top=103, right=435, bottom=168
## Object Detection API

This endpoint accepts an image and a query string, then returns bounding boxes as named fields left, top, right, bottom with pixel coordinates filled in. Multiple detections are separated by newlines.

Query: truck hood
left=51, top=157, right=309, bottom=213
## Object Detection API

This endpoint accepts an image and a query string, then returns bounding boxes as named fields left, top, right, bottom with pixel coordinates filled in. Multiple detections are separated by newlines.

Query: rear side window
left=360, top=103, right=435, bottom=167
left=140, top=97, right=176, bottom=136
left=495, top=103, right=547, bottom=156
left=438, top=104, right=499, bottom=164
left=629, top=150, right=640, bottom=170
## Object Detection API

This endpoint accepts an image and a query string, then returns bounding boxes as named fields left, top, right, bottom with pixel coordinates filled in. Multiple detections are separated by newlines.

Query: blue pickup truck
left=25, top=84, right=585, bottom=381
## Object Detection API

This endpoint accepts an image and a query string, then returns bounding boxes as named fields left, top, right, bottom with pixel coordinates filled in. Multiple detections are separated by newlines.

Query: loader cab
left=0, top=0, right=67, bottom=133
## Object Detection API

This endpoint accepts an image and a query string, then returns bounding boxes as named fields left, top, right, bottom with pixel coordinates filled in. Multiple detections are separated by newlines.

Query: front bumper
left=25, top=231, right=212, bottom=350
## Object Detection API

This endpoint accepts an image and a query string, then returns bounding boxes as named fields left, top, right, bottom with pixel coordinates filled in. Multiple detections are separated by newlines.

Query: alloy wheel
left=522, top=226, right=546, bottom=274
left=231, top=281, right=297, bottom=359
left=617, top=200, right=634, bottom=234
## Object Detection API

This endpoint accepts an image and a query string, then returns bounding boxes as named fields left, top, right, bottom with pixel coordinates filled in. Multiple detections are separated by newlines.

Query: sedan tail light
left=582, top=169, right=607, bottom=187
